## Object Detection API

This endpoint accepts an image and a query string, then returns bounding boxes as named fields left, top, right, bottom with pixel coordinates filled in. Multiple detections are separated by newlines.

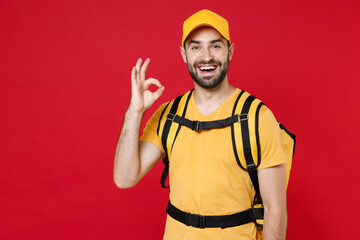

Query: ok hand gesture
left=129, top=58, right=165, bottom=114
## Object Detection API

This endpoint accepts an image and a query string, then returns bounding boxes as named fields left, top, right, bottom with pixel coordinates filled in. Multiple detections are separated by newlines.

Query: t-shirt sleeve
left=139, top=103, right=167, bottom=154
left=257, top=106, right=287, bottom=169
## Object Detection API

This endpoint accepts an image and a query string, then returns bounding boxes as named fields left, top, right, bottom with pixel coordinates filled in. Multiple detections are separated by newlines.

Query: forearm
left=113, top=108, right=144, bottom=188
left=113, top=58, right=164, bottom=189
left=263, top=204, right=287, bottom=240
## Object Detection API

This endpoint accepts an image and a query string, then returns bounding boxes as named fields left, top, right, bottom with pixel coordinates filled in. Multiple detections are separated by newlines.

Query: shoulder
left=145, top=90, right=194, bottom=126
left=238, top=90, right=276, bottom=120
left=158, top=90, right=194, bottom=115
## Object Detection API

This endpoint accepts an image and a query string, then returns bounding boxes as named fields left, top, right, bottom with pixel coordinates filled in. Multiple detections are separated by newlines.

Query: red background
left=1, top=0, right=359, bottom=239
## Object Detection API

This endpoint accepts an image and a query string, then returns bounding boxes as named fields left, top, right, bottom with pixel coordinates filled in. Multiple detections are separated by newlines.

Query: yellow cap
left=182, top=9, right=231, bottom=47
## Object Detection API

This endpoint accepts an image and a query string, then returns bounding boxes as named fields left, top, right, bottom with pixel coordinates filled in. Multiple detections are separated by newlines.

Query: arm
left=258, top=163, right=287, bottom=240
left=113, top=58, right=165, bottom=189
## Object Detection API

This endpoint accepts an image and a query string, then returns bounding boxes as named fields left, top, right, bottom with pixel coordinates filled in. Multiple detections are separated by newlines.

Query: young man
left=114, top=9, right=287, bottom=240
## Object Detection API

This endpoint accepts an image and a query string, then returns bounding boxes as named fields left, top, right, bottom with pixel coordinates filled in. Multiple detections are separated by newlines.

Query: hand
left=129, top=58, right=165, bottom=113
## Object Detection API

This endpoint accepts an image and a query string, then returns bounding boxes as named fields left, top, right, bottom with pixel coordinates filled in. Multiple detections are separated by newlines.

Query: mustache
left=194, top=59, right=222, bottom=68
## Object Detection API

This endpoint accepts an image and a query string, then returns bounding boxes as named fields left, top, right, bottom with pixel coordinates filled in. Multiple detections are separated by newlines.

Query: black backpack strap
left=157, top=102, right=171, bottom=136
left=167, top=114, right=244, bottom=130
left=158, top=102, right=171, bottom=188
left=231, top=92, right=265, bottom=212
left=238, top=95, right=263, bottom=204
left=253, top=101, right=265, bottom=204
left=166, top=200, right=261, bottom=229
left=160, top=90, right=194, bottom=188
left=170, top=90, right=194, bottom=152
left=160, top=96, right=182, bottom=188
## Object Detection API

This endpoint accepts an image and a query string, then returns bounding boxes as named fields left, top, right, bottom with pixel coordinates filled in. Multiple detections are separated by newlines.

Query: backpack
left=156, top=89, right=295, bottom=228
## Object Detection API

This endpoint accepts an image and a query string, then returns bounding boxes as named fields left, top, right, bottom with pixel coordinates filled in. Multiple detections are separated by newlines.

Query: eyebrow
left=188, top=40, right=201, bottom=45
left=210, top=39, right=225, bottom=44
left=188, top=39, right=225, bottom=45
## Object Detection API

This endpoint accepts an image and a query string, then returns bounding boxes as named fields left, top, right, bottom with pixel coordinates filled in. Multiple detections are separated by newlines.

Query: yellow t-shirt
left=140, top=89, right=287, bottom=240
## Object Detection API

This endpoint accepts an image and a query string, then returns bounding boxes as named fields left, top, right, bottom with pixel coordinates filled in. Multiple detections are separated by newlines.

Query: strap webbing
left=160, top=90, right=193, bottom=188
left=240, top=96, right=262, bottom=204
left=171, top=90, right=194, bottom=151
left=161, top=96, right=182, bottom=157
left=231, top=90, right=246, bottom=170
left=166, top=201, right=262, bottom=229
left=160, top=156, right=169, bottom=188
left=255, top=102, right=265, bottom=171
left=231, top=93, right=263, bottom=205
left=157, top=102, right=171, bottom=136
left=159, top=95, right=182, bottom=188
left=167, top=114, right=247, bottom=130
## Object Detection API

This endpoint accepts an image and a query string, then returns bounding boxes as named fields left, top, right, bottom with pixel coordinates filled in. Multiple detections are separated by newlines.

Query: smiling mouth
left=198, top=65, right=217, bottom=72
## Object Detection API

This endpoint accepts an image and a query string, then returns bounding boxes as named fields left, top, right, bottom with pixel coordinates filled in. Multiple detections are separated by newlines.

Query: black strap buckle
left=248, top=208, right=256, bottom=222
left=186, top=213, right=206, bottom=228
left=237, top=113, right=248, bottom=122
left=247, top=163, right=257, bottom=173
left=166, top=201, right=255, bottom=229
left=167, top=113, right=176, bottom=122
left=192, top=121, right=200, bottom=130
left=249, top=207, right=264, bottom=229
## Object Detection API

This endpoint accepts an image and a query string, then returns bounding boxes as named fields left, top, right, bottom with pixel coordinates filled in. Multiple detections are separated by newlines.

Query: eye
left=212, top=45, right=220, bottom=49
left=191, top=46, right=200, bottom=50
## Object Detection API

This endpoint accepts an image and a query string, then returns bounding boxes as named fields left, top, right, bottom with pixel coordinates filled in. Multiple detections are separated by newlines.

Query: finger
left=140, top=58, right=150, bottom=82
left=152, top=86, right=165, bottom=101
left=143, top=78, right=161, bottom=91
left=145, top=78, right=163, bottom=88
left=131, top=67, right=137, bottom=87
left=135, top=58, right=142, bottom=82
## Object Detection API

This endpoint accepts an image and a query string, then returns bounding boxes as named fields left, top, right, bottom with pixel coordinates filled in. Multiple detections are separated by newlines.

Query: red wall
left=1, top=0, right=359, bottom=239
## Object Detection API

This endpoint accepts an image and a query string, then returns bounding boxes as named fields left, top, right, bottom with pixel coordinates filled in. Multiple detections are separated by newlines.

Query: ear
left=228, top=43, right=235, bottom=60
left=180, top=46, right=187, bottom=63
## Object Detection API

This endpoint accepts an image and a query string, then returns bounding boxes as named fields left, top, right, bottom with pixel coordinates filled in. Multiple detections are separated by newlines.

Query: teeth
left=199, top=66, right=216, bottom=71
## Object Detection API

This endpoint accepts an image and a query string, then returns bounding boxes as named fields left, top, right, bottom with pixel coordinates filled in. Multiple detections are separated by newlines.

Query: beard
left=187, top=56, right=230, bottom=89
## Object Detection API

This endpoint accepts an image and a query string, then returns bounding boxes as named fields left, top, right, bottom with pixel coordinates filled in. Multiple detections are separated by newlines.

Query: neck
left=193, top=77, right=235, bottom=115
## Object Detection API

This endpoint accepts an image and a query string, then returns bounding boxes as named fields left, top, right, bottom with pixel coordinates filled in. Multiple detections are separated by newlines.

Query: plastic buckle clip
left=198, top=215, right=206, bottom=228
left=186, top=213, right=206, bottom=228
left=237, top=113, right=248, bottom=122
left=250, top=208, right=264, bottom=229
left=249, top=208, right=256, bottom=222
left=247, top=163, right=257, bottom=173
left=167, top=113, right=176, bottom=122
left=192, top=121, right=200, bottom=130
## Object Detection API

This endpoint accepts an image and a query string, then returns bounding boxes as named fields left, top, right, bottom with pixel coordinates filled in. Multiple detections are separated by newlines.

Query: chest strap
left=166, top=113, right=248, bottom=130
left=166, top=201, right=263, bottom=229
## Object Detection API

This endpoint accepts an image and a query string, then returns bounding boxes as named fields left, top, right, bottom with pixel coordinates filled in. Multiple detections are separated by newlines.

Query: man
left=114, top=9, right=287, bottom=240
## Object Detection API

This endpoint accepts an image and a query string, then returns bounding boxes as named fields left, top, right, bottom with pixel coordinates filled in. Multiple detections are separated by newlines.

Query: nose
left=201, top=47, right=214, bottom=62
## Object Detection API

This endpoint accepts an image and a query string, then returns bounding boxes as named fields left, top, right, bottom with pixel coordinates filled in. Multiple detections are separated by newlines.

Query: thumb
left=152, top=86, right=165, bottom=101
